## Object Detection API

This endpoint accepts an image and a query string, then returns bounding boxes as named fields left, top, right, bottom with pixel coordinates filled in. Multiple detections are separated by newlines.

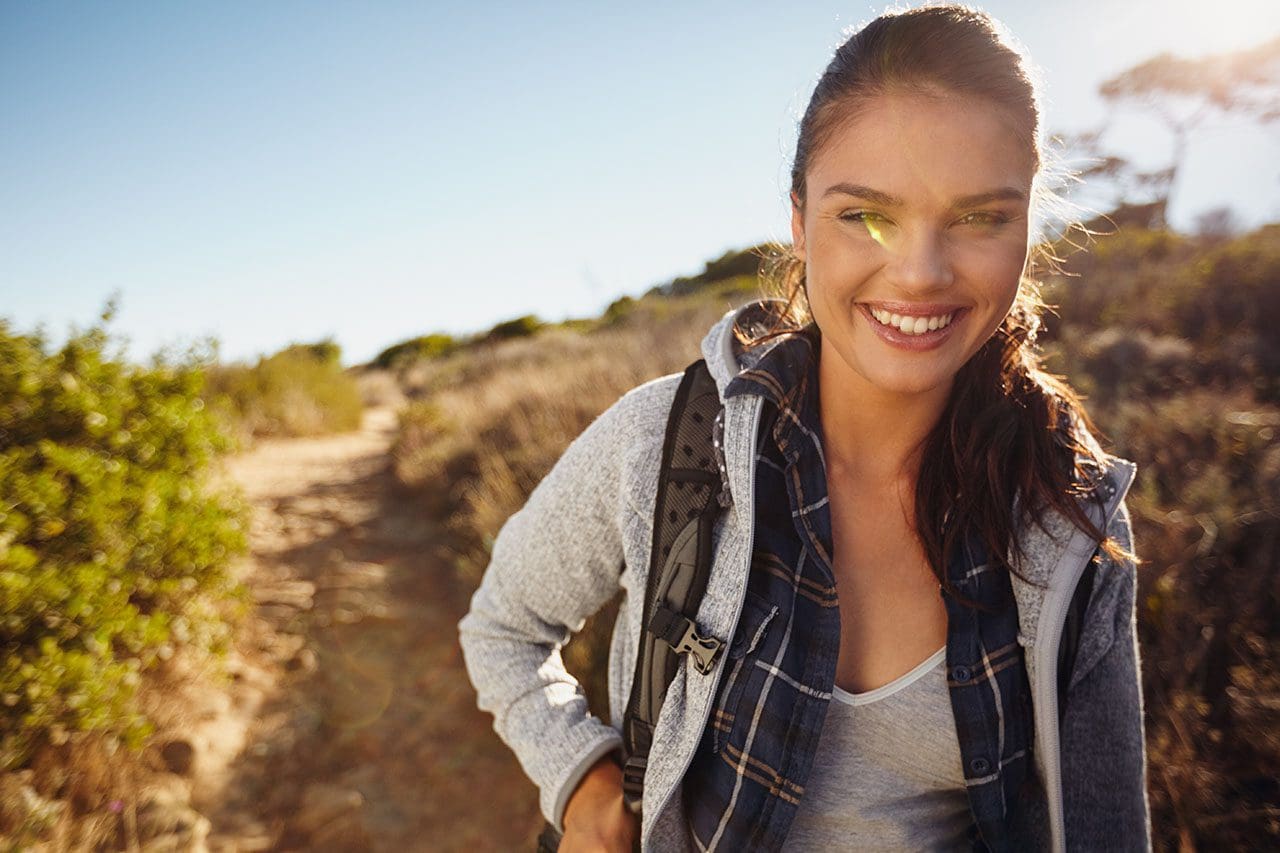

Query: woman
left=459, top=5, right=1151, bottom=851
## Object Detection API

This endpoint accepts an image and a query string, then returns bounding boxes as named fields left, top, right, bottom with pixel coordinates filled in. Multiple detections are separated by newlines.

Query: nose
left=885, top=227, right=954, bottom=293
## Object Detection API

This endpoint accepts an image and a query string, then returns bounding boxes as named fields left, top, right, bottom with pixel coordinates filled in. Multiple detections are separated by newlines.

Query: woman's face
left=792, top=88, right=1035, bottom=400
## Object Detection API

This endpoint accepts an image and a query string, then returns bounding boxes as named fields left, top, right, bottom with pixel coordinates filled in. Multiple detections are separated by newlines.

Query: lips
left=857, top=303, right=967, bottom=351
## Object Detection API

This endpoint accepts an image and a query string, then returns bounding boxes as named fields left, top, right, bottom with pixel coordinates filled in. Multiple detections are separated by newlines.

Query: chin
left=856, top=363, right=955, bottom=397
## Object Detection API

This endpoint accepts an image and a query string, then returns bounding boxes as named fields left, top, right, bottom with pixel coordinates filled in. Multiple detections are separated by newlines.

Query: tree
left=1097, top=36, right=1280, bottom=225
left=1192, top=206, right=1243, bottom=241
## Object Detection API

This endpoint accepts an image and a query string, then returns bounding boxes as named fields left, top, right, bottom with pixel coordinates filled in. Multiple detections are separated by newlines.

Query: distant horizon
left=3, top=1, right=1277, bottom=368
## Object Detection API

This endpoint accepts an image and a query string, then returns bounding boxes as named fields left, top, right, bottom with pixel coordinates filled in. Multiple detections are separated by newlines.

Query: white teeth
left=868, top=307, right=956, bottom=335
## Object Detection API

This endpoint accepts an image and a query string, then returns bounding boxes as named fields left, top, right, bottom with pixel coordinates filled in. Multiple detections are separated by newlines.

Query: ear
left=789, top=192, right=806, bottom=263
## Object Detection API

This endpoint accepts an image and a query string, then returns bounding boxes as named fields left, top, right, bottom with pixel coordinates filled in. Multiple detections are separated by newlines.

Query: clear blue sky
left=3, top=1, right=1278, bottom=368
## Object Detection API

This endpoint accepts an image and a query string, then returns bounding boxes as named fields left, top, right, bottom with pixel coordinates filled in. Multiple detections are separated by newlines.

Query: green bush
left=277, top=338, right=342, bottom=367
left=203, top=341, right=364, bottom=439
left=0, top=309, right=249, bottom=771
left=372, top=333, right=459, bottom=370
left=485, top=315, right=543, bottom=342
left=602, top=296, right=637, bottom=325
left=662, top=244, right=768, bottom=296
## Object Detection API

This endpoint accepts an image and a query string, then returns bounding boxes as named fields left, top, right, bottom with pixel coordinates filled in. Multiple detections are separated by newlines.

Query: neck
left=817, top=336, right=953, bottom=487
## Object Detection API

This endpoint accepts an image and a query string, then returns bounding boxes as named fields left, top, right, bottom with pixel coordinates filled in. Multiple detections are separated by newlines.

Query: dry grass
left=392, top=295, right=744, bottom=576
left=203, top=350, right=365, bottom=446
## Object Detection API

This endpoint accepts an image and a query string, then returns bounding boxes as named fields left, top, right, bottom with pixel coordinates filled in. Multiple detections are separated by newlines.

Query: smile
left=868, top=307, right=955, bottom=336
left=857, top=303, right=967, bottom=352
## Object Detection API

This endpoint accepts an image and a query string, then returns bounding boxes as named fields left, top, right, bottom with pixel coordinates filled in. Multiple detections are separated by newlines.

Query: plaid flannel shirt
left=681, top=325, right=1036, bottom=852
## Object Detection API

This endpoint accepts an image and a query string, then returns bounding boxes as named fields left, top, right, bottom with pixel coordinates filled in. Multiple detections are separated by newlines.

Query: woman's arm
left=457, top=375, right=676, bottom=833
left=1059, top=500, right=1153, bottom=851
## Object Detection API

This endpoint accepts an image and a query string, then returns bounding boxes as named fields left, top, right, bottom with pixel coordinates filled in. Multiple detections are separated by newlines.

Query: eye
left=838, top=210, right=890, bottom=225
left=956, top=210, right=1011, bottom=227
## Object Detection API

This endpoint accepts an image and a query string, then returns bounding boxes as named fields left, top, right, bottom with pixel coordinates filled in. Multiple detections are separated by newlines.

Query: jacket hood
left=699, top=299, right=788, bottom=397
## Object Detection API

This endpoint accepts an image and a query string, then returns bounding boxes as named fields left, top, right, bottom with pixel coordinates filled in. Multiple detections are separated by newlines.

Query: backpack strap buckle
left=676, top=622, right=725, bottom=675
left=650, top=604, right=724, bottom=675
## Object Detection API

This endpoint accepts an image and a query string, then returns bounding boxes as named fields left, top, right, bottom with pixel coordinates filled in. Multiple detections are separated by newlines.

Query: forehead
left=805, top=90, right=1036, bottom=206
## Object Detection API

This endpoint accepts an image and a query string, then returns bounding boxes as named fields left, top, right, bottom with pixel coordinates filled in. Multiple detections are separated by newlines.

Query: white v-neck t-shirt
left=784, top=646, right=973, bottom=851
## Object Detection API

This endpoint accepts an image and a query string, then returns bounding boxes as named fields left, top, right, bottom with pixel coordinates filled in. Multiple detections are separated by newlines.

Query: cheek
left=957, top=240, right=1028, bottom=305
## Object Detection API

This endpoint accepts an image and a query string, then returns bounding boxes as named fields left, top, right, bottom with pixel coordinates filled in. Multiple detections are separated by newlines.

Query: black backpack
left=537, top=358, right=1098, bottom=850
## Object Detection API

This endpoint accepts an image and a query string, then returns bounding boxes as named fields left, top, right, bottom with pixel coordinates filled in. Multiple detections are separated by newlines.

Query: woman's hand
left=559, top=754, right=639, bottom=852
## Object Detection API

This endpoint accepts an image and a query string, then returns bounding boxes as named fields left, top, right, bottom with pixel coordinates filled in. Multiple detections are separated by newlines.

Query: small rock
left=160, top=739, right=197, bottom=776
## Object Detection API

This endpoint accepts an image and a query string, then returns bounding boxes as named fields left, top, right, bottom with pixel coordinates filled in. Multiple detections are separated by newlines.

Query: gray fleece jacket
left=458, top=302, right=1152, bottom=852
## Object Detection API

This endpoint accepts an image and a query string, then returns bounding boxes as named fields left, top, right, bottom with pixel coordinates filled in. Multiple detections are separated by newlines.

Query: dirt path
left=198, top=406, right=543, bottom=851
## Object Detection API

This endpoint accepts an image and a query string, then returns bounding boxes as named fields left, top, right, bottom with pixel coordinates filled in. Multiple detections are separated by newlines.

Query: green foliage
left=602, top=296, right=637, bottom=325
left=555, top=318, right=598, bottom=334
left=659, top=244, right=769, bottom=297
left=0, top=311, right=249, bottom=770
left=372, top=333, right=459, bottom=370
left=277, top=337, right=343, bottom=367
left=203, top=341, right=364, bottom=439
left=1044, top=225, right=1280, bottom=401
left=485, top=315, right=543, bottom=342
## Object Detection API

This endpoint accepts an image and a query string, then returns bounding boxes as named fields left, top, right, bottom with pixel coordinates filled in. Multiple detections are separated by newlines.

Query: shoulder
left=529, top=371, right=685, bottom=525
left=576, top=372, right=684, bottom=476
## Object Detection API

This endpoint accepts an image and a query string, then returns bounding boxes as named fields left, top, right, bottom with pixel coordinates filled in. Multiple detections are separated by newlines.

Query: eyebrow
left=821, top=182, right=1027, bottom=209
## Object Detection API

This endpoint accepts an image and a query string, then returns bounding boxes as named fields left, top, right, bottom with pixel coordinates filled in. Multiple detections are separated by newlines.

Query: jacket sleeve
left=456, top=379, right=669, bottom=832
left=1060, top=500, right=1153, bottom=851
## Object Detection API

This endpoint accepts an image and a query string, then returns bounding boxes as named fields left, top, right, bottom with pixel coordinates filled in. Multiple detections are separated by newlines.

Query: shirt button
left=970, top=757, right=991, bottom=775
left=951, top=665, right=971, bottom=683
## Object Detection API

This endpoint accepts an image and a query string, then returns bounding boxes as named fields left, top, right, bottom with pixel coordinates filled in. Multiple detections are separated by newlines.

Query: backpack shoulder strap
left=620, top=358, right=729, bottom=814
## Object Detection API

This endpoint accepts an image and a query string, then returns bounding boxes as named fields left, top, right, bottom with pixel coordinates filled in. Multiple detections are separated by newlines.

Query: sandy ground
left=196, top=405, right=543, bottom=852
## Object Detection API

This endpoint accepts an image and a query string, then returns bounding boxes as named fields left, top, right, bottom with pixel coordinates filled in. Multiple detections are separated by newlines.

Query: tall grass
left=202, top=343, right=364, bottom=444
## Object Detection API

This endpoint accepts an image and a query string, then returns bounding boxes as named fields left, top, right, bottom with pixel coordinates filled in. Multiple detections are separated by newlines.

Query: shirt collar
left=724, top=323, right=823, bottom=466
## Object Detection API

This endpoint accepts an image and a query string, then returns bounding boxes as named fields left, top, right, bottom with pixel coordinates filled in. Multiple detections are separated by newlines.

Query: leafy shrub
left=0, top=309, right=249, bottom=772
left=277, top=338, right=342, bottom=367
left=484, top=315, right=543, bottom=342
left=658, top=244, right=769, bottom=297
left=372, top=333, right=459, bottom=370
left=602, top=295, right=637, bottom=325
left=203, top=341, right=364, bottom=441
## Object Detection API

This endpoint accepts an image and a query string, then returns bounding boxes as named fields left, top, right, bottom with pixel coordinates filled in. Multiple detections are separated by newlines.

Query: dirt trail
left=198, top=405, right=542, bottom=851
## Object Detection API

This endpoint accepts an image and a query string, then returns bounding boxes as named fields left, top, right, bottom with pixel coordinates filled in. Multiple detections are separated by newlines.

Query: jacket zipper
left=1034, top=539, right=1093, bottom=853
left=1033, top=466, right=1134, bottom=853
left=644, top=395, right=763, bottom=851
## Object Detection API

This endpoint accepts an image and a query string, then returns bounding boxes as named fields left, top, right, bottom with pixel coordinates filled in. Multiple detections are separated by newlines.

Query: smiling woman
left=459, top=6, right=1151, bottom=853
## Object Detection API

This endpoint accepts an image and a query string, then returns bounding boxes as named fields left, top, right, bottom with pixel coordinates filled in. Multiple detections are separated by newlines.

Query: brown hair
left=741, top=4, right=1125, bottom=601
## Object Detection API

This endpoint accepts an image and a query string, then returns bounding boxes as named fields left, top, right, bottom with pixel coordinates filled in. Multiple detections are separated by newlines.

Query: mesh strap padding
left=621, top=359, right=726, bottom=813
